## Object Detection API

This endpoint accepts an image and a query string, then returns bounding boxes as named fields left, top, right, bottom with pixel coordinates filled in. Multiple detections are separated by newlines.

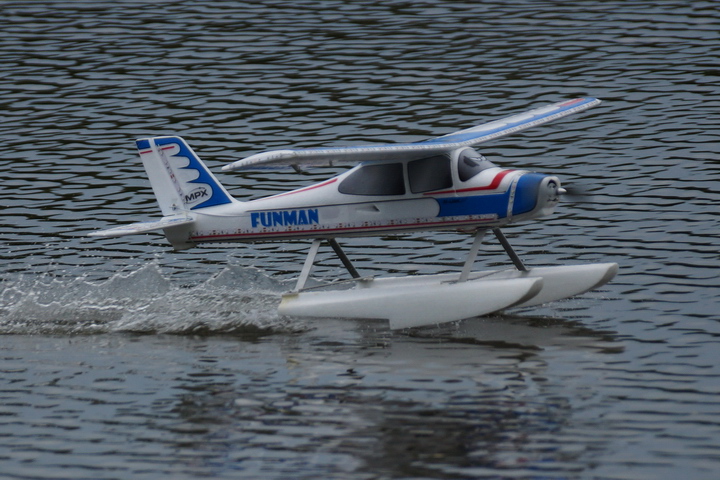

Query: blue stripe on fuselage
left=436, top=189, right=511, bottom=218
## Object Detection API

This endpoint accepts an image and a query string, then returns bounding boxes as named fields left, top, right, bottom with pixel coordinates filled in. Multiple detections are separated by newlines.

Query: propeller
left=559, top=183, right=595, bottom=202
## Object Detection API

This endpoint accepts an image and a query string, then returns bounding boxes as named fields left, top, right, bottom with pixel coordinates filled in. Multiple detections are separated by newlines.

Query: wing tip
left=561, top=97, right=602, bottom=109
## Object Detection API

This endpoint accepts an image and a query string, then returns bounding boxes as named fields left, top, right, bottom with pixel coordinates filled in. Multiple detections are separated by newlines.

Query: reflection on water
left=1, top=317, right=621, bottom=479
left=2, top=0, right=720, bottom=478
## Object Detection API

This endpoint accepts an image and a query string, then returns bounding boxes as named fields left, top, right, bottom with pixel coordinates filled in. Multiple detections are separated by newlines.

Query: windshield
left=457, top=148, right=496, bottom=182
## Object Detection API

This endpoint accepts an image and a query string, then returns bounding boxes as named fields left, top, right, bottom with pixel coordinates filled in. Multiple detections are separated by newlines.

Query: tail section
left=89, top=136, right=235, bottom=251
left=135, top=136, right=235, bottom=216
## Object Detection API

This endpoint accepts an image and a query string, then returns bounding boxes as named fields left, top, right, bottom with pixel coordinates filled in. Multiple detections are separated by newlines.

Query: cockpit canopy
left=338, top=148, right=496, bottom=196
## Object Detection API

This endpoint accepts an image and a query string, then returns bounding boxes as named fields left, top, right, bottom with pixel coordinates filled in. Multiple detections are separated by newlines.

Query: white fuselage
left=169, top=148, right=561, bottom=248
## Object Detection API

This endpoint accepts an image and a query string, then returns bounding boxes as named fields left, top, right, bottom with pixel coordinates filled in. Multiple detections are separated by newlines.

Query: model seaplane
left=89, top=97, right=617, bottom=329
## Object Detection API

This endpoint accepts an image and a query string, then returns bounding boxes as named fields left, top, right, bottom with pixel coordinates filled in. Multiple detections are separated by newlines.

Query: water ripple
left=2, top=0, right=720, bottom=478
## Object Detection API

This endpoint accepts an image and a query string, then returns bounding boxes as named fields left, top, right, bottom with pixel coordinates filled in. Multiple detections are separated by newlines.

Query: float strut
left=295, top=239, right=322, bottom=292
left=459, top=229, right=487, bottom=283
left=493, top=228, right=528, bottom=272
left=328, top=238, right=361, bottom=279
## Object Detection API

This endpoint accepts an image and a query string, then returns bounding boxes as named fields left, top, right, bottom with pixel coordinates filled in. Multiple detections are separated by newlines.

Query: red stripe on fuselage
left=428, top=169, right=514, bottom=196
left=190, top=216, right=496, bottom=243
left=266, top=178, right=339, bottom=199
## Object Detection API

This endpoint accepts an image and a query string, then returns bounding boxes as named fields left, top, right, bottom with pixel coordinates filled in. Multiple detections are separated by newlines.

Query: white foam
left=0, top=262, right=304, bottom=335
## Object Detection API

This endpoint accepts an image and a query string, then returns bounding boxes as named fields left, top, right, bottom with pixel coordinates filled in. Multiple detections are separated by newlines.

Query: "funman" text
left=251, top=209, right=320, bottom=228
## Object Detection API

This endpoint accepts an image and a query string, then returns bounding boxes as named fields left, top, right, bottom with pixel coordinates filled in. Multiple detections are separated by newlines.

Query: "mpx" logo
left=184, top=187, right=209, bottom=205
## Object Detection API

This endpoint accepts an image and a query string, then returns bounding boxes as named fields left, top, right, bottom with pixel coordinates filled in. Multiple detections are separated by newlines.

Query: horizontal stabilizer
left=88, top=216, right=194, bottom=238
left=223, top=97, right=600, bottom=171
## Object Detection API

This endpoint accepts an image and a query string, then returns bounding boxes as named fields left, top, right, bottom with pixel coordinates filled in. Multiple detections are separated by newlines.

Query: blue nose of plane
left=512, top=173, right=562, bottom=218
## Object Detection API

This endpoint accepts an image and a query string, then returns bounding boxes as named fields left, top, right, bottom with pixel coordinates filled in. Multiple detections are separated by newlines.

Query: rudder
left=136, top=136, right=235, bottom=216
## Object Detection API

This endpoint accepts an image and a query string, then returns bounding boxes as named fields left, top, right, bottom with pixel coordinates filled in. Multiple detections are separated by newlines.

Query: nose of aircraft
left=512, top=172, right=563, bottom=218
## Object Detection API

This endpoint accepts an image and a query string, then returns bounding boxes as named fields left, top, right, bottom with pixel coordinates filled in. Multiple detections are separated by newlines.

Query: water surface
left=1, top=1, right=719, bottom=479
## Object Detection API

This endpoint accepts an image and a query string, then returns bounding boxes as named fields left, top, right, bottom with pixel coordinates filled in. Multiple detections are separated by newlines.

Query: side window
left=339, top=163, right=405, bottom=196
left=408, top=155, right=452, bottom=193
left=458, top=148, right=495, bottom=182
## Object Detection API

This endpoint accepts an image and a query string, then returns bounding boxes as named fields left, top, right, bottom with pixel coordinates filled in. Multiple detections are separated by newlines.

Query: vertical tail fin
left=136, top=136, right=235, bottom=216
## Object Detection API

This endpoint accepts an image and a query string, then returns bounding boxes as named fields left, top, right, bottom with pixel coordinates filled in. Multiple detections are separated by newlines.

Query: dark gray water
left=1, top=1, right=719, bottom=478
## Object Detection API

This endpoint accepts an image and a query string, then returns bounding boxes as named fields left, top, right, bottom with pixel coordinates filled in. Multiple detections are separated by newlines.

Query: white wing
left=223, top=97, right=600, bottom=171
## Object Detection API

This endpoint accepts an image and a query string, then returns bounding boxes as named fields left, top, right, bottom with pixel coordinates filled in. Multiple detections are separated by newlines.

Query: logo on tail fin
left=145, top=137, right=233, bottom=210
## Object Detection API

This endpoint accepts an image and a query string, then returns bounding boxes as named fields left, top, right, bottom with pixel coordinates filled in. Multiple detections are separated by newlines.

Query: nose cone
left=512, top=173, right=562, bottom=218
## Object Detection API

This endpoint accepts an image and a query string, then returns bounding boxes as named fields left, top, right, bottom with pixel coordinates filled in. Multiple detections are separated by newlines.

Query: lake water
left=1, top=1, right=719, bottom=478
